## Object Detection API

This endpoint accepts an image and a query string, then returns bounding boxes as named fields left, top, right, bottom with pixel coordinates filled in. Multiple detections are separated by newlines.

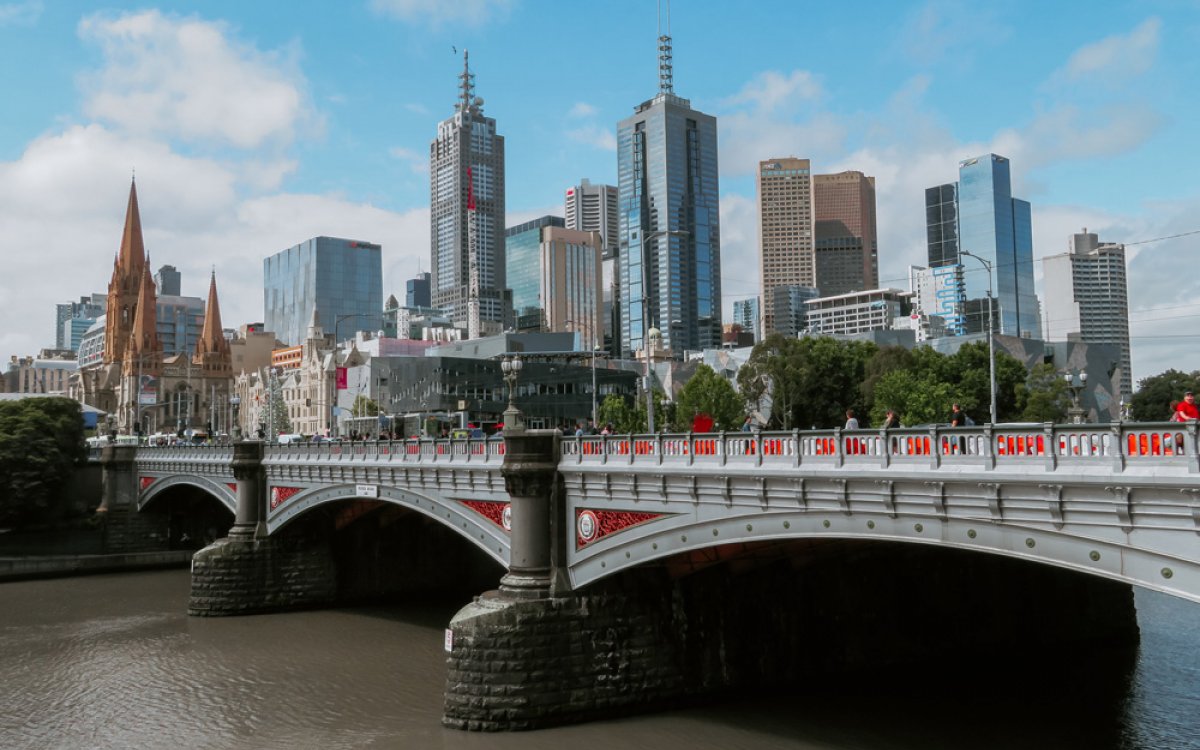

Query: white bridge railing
left=561, top=422, right=1200, bottom=472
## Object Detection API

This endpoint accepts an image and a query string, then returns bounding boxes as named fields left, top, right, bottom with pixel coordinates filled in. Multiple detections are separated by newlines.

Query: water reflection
left=0, top=572, right=1196, bottom=750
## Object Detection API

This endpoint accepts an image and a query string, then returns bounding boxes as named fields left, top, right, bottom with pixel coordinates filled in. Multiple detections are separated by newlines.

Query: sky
left=1, top=0, right=1198, bottom=387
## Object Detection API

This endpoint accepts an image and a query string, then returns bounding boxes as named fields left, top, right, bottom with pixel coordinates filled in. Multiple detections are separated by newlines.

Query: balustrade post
left=499, top=430, right=564, bottom=599
left=1044, top=423, right=1058, bottom=471
left=983, top=424, right=995, bottom=470
left=687, top=432, right=694, bottom=467
left=929, top=426, right=941, bottom=469
left=834, top=428, right=844, bottom=468
left=1111, top=422, right=1126, bottom=472
left=793, top=429, right=801, bottom=467
left=228, top=440, right=266, bottom=540
left=879, top=428, right=890, bottom=469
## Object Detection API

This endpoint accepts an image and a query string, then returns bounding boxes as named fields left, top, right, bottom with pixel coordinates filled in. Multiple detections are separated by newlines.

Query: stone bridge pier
left=98, top=444, right=171, bottom=552
left=188, top=441, right=336, bottom=616
left=442, top=430, right=1141, bottom=731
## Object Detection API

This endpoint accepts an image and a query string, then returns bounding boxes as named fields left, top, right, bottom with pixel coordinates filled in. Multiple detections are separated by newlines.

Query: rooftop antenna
left=657, top=0, right=673, bottom=94
left=458, top=48, right=475, bottom=116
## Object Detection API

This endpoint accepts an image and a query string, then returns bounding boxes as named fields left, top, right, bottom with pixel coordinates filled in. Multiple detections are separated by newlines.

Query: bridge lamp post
left=959, top=250, right=997, bottom=426
left=501, top=354, right=524, bottom=433
left=1065, top=370, right=1088, bottom=424
left=229, top=395, right=242, bottom=442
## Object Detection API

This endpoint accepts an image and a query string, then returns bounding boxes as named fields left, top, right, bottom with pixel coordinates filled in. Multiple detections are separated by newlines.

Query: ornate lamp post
left=229, top=395, right=242, bottom=441
left=501, top=355, right=524, bottom=433
left=1065, top=370, right=1088, bottom=424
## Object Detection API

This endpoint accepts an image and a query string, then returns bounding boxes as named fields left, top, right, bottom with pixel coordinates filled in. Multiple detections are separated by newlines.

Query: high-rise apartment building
left=405, top=272, right=431, bottom=308
left=757, top=158, right=813, bottom=335
left=732, top=297, right=761, bottom=342
left=55, top=294, right=106, bottom=351
left=263, top=236, right=383, bottom=346
left=566, top=180, right=620, bottom=354
left=925, top=154, right=1040, bottom=339
left=617, top=30, right=721, bottom=359
left=1043, top=229, right=1133, bottom=397
left=430, top=52, right=509, bottom=337
left=813, top=171, right=878, bottom=296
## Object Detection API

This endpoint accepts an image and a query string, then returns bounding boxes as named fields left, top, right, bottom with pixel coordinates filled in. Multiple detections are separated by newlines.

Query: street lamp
left=500, top=355, right=524, bottom=433
left=1064, top=370, right=1088, bottom=424
left=229, top=395, right=242, bottom=441
left=959, top=250, right=997, bottom=426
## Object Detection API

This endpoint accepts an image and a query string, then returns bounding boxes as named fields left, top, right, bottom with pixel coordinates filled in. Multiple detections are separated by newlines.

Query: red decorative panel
left=139, top=476, right=155, bottom=491
left=270, top=486, right=302, bottom=511
left=576, top=509, right=662, bottom=548
left=227, top=483, right=237, bottom=494
left=460, top=500, right=511, bottom=532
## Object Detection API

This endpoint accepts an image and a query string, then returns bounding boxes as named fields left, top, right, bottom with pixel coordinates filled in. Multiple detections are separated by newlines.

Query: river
left=1, top=570, right=1197, bottom=749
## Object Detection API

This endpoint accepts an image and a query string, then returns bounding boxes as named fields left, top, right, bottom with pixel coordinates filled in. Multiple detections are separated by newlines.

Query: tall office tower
left=926, top=154, right=1040, bottom=338
left=506, top=215, right=566, bottom=330
left=56, top=294, right=106, bottom=350
left=813, top=171, right=878, bottom=296
left=1043, top=229, right=1133, bottom=397
left=263, top=236, right=383, bottom=346
left=617, top=26, right=721, bottom=359
left=923, top=184, right=964, bottom=334
left=154, top=264, right=181, bottom=296
left=772, top=285, right=821, bottom=338
left=430, top=51, right=509, bottom=337
left=757, top=158, right=813, bottom=335
left=540, top=226, right=604, bottom=350
left=732, top=297, right=761, bottom=342
left=406, top=272, right=431, bottom=308
left=566, top=180, right=620, bottom=353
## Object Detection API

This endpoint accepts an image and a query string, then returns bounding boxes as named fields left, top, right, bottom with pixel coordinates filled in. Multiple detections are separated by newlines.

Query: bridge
left=97, top=421, right=1200, bottom=730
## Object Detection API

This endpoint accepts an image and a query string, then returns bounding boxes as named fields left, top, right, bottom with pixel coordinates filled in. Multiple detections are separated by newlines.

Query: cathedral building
left=74, top=180, right=234, bottom=436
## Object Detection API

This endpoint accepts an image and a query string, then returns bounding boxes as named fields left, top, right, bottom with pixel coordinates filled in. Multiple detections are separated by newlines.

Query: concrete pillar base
left=188, top=533, right=336, bottom=617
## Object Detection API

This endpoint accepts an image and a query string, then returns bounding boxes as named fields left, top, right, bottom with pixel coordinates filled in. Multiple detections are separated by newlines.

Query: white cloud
left=893, top=1, right=1010, bottom=66
left=77, top=10, right=318, bottom=150
left=723, top=70, right=821, bottom=114
left=404, top=102, right=430, bottom=116
left=717, top=193, right=760, bottom=306
left=718, top=111, right=846, bottom=179
left=0, top=0, right=41, bottom=26
left=1060, top=17, right=1160, bottom=81
left=566, top=126, right=616, bottom=152
left=369, top=0, right=514, bottom=27
left=568, top=102, right=597, bottom=119
left=389, top=146, right=430, bottom=175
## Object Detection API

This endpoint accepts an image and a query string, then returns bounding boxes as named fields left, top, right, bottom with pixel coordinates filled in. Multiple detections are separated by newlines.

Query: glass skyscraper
left=925, top=154, right=1040, bottom=338
left=616, top=32, right=721, bottom=358
left=263, top=236, right=383, bottom=346
left=505, top=215, right=565, bottom=323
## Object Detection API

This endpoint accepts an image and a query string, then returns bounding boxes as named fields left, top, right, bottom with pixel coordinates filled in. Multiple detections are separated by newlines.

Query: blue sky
left=2, top=0, right=1198, bottom=386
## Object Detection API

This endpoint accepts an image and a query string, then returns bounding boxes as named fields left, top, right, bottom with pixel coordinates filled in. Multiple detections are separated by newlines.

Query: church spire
left=126, top=263, right=161, bottom=365
left=194, top=271, right=231, bottom=373
left=105, top=178, right=150, bottom=365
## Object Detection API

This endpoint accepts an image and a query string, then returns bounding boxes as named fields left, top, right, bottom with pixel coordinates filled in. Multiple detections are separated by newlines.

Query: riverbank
left=0, top=550, right=194, bottom=582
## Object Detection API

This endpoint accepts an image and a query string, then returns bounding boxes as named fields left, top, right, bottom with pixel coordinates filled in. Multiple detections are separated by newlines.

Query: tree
left=1018, top=362, right=1069, bottom=423
left=1130, top=369, right=1200, bottom=422
left=0, top=397, right=86, bottom=528
left=870, top=369, right=957, bottom=426
left=597, top=394, right=639, bottom=434
left=266, top=379, right=291, bottom=435
left=737, top=335, right=876, bottom=430
left=351, top=395, right=381, bottom=417
left=672, top=364, right=744, bottom=432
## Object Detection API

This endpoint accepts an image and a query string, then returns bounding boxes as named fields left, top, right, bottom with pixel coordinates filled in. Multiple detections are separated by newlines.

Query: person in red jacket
left=1175, top=391, right=1199, bottom=421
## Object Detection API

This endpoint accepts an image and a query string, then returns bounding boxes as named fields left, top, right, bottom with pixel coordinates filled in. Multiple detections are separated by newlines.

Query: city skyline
left=1, top=2, right=1197, bottom=384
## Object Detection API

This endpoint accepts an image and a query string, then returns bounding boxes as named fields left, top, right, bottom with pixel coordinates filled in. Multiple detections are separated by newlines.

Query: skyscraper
left=732, top=297, right=761, bottom=342
left=617, top=27, right=721, bottom=358
left=813, top=171, right=878, bottom=296
left=757, top=158, right=813, bottom=335
left=505, top=215, right=565, bottom=328
left=406, top=272, right=431, bottom=308
left=566, top=180, right=619, bottom=353
left=154, top=264, right=181, bottom=296
left=263, top=236, right=383, bottom=346
left=926, top=154, right=1040, bottom=339
left=1043, top=229, right=1132, bottom=397
left=430, top=51, right=509, bottom=337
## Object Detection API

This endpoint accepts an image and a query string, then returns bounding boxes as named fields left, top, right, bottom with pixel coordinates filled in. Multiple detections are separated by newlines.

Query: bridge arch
left=567, top=507, right=1198, bottom=603
left=266, top=483, right=510, bottom=566
left=139, top=474, right=236, bottom=515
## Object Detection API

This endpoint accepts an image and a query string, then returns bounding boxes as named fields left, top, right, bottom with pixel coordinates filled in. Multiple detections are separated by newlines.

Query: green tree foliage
left=597, top=390, right=670, bottom=433
left=0, top=397, right=86, bottom=527
left=671, top=364, right=744, bottom=432
left=737, top=335, right=877, bottom=429
left=860, top=345, right=913, bottom=411
left=267, top=380, right=291, bottom=435
left=1017, top=362, right=1070, bottom=423
left=871, top=369, right=957, bottom=426
left=1130, top=369, right=1200, bottom=422
left=351, top=395, right=381, bottom=417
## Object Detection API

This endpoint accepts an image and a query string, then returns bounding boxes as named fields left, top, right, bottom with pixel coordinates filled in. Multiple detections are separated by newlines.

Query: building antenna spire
left=657, top=0, right=673, bottom=94
left=458, top=48, right=475, bottom=116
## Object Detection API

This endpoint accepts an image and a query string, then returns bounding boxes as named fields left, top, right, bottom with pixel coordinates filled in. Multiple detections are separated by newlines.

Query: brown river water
left=1, top=570, right=1198, bottom=749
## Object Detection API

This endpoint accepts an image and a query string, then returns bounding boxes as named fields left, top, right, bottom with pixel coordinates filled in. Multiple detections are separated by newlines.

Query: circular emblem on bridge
left=578, top=510, right=598, bottom=542
left=501, top=503, right=512, bottom=532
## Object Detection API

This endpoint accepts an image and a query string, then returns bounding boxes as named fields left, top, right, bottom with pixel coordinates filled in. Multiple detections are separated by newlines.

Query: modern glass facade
left=263, top=236, right=383, bottom=346
left=617, top=90, right=721, bottom=359
left=405, top=272, right=431, bottom=308
left=505, top=216, right=564, bottom=320
left=732, top=298, right=760, bottom=341
left=926, top=155, right=1040, bottom=338
left=156, top=295, right=205, bottom=356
